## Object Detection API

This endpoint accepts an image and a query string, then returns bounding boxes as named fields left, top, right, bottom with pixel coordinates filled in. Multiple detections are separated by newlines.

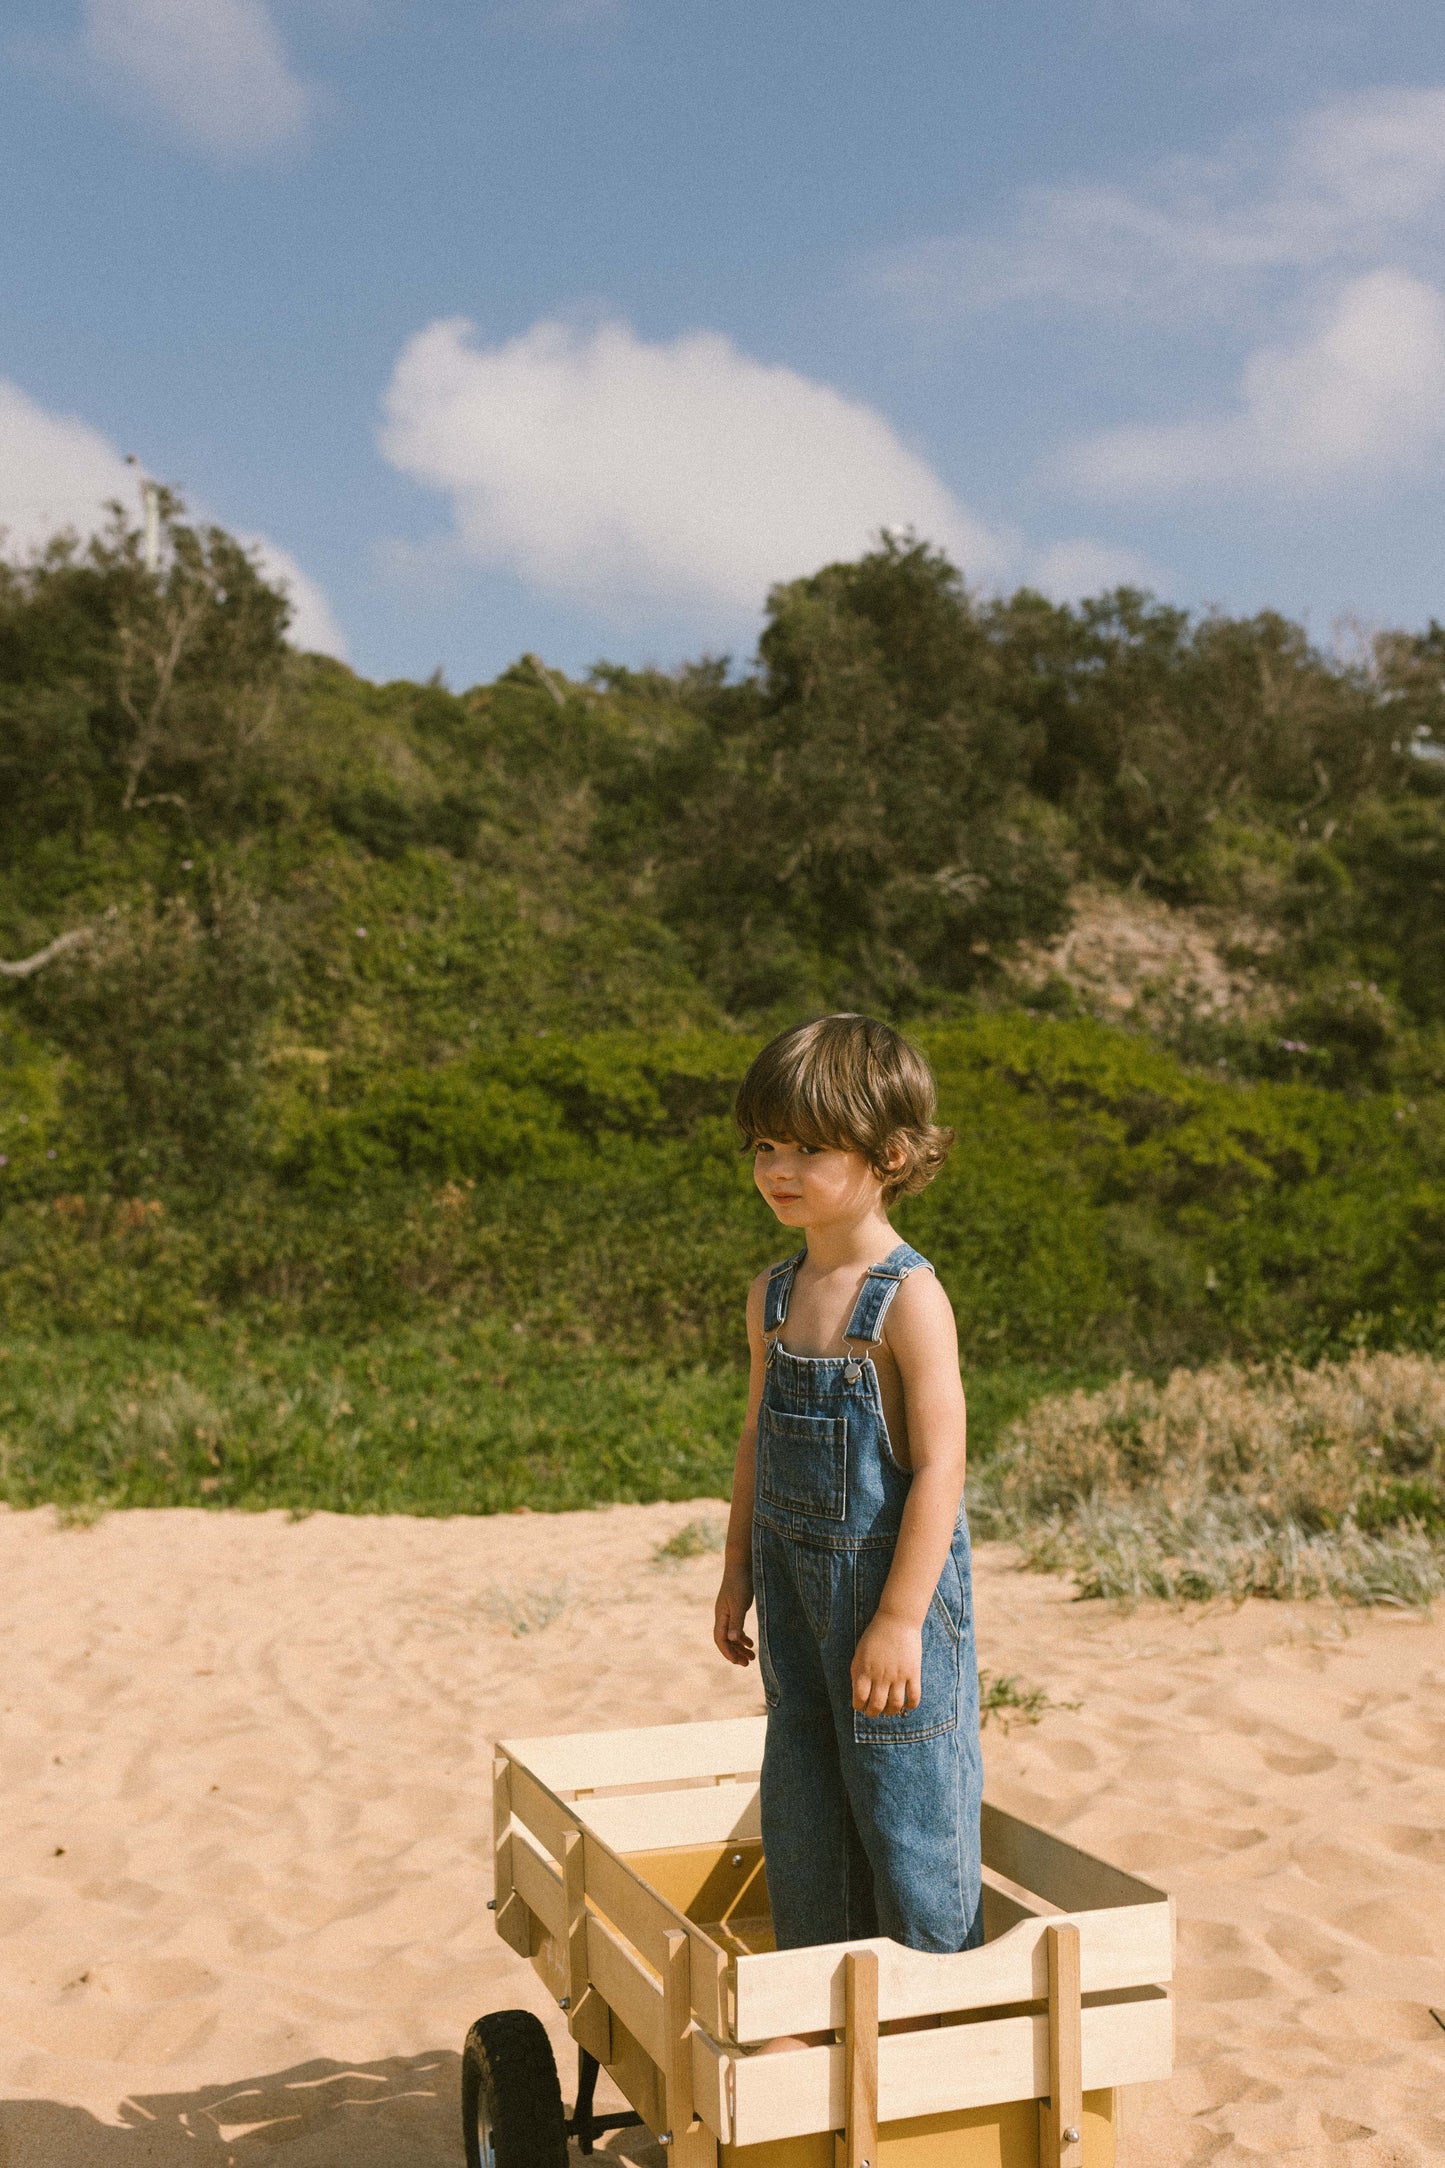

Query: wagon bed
left=487, top=1714, right=1173, bottom=2168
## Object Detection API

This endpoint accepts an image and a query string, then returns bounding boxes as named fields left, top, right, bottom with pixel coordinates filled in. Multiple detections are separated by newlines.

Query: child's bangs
left=734, top=1060, right=861, bottom=1154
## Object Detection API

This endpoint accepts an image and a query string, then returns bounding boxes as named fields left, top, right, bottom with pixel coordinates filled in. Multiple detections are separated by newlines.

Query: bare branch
left=117, top=576, right=214, bottom=811
left=521, top=652, right=568, bottom=709
left=0, top=926, right=92, bottom=981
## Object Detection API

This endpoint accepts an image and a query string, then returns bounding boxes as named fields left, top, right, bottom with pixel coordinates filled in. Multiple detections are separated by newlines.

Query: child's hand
left=713, top=1564, right=756, bottom=1667
left=851, top=1611, right=923, bottom=1716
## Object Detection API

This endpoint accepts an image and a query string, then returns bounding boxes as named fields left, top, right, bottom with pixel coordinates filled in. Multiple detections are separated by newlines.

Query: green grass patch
left=0, top=1330, right=1083, bottom=1517
left=0, top=1328, right=746, bottom=1516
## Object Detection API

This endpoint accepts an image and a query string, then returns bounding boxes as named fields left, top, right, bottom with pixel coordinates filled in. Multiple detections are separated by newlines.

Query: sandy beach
left=1, top=1501, right=1442, bottom=2168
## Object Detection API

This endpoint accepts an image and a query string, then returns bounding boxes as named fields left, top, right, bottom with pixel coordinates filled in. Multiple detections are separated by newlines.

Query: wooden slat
left=982, top=1862, right=1061, bottom=1919
left=586, top=1909, right=667, bottom=2065
left=507, top=1750, right=739, bottom=2041
left=563, top=1829, right=588, bottom=2012
left=664, top=1930, right=696, bottom=2139
left=732, top=1903, right=1172, bottom=2042
left=493, top=1754, right=514, bottom=1902
left=582, top=1833, right=731, bottom=2037
left=606, top=2009, right=665, bottom=2137
left=981, top=1804, right=1164, bottom=1914
left=510, top=1830, right=566, bottom=1940
left=511, top=1763, right=573, bottom=1862
left=1043, top=1924, right=1084, bottom=2168
left=501, top=1716, right=767, bottom=1796
left=570, top=1985, right=612, bottom=2066
left=693, top=1931, right=731, bottom=2041
left=980, top=1880, right=1041, bottom=1942
left=728, top=1991, right=1173, bottom=2145
left=576, top=1784, right=761, bottom=1855
left=583, top=1833, right=674, bottom=1968
left=691, top=2020, right=731, bottom=2142
left=842, top=1949, right=878, bottom=2168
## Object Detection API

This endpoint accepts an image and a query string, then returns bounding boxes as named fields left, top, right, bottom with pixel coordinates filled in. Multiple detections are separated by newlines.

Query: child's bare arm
left=713, top=1270, right=770, bottom=1667
left=851, top=1272, right=967, bottom=1716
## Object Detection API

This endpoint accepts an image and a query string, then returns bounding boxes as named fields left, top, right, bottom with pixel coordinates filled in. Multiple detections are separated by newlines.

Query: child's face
left=752, top=1136, right=886, bottom=1228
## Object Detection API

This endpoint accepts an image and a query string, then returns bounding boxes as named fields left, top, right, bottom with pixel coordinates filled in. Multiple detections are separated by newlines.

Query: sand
left=1, top=1501, right=1443, bottom=2168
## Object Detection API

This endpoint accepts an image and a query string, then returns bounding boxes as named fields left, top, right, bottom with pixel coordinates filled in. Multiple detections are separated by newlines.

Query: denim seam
left=753, top=1515, right=897, bottom=1552
left=853, top=1715, right=959, bottom=1746
left=929, top=1584, right=962, bottom=1648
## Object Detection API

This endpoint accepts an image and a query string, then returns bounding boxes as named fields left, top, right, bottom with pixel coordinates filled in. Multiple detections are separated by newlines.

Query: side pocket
left=930, top=1547, right=966, bottom=1646
left=753, top=1538, right=780, bottom=1710
left=852, top=1546, right=960, bottom=1746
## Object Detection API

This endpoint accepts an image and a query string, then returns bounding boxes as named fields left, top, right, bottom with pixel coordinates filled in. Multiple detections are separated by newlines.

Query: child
left=714, top=1014, right=983, bottom=1955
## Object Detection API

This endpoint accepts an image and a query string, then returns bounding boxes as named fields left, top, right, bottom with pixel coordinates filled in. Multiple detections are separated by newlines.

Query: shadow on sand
left=0, top=2051, right=661, bottom=2168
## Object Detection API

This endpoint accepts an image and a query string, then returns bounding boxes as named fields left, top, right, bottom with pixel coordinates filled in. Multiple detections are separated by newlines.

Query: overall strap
left=843, top=1243, right=933, bottom=1348
left=764, top=1251, right=806, bottom=1337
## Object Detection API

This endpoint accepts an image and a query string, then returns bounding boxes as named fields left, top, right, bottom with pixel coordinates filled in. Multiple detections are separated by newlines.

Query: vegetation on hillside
left=3, top=502, right=1445, bottom=1562
left=975, top=1351, right=1445, bottom=1608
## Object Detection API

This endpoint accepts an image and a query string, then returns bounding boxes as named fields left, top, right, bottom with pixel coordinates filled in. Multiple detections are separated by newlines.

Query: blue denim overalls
left=753, top=1241, right=984, bottom=1953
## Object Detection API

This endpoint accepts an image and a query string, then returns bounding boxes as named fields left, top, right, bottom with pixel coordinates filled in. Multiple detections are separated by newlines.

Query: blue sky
left=5, top=1, right=1445, bottom=683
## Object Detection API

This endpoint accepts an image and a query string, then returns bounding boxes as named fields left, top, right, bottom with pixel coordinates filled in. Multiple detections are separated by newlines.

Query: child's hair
left=734, top=1014, right=954, bottom=1203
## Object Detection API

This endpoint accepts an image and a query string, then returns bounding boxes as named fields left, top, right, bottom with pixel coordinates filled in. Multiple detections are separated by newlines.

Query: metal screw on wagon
left=486, top=1898, right=496, bottom=1909
left=730, top=1852, right=743, bottom=1866
left=559, top=1996, right=570, bottom=2010
left=1062, top=2130, right=1080, bottom=2145
left=658, top=2133, right=673, bottom=2147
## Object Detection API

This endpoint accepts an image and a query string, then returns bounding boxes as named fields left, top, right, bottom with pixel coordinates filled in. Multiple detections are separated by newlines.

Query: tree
left=0, top=493, right=292, bottom=845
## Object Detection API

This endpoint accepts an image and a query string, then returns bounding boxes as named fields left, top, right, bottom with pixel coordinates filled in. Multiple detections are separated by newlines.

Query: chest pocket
left=758, top=1404, right=848, bottom=1522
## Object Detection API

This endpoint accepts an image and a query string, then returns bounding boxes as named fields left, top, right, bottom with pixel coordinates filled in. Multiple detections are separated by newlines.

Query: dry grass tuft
left=974, top=1352, right=1445, bottom=1608
left=653, top=1515, right=727, bottom=1564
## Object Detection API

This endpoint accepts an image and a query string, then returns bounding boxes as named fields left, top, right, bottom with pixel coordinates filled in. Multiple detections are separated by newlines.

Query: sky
left=4, top=1, right=1445, bottom=683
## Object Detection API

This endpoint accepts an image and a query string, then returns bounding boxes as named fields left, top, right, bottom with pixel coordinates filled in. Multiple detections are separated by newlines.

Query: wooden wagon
left=468, top=1715, right=1172, bottom=2168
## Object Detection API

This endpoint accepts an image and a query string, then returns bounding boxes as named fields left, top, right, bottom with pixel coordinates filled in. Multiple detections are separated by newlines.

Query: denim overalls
left=753, top=1241, right=984, bottom=1954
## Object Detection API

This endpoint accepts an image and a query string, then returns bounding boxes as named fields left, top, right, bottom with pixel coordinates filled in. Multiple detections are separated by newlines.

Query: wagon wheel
left=462, top=2010, right=568, bottom=2168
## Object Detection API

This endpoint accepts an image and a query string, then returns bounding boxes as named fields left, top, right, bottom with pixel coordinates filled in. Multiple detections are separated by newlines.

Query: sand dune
left=1, top=1501, right=1443, bottom=2168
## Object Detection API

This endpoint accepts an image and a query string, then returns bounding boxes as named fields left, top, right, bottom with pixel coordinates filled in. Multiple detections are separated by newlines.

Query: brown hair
left=734, top=1014, right=954, bottom=1203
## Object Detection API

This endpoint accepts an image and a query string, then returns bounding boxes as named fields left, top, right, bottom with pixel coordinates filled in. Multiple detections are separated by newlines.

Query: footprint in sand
left=1380, top=1823, right=1445, bottom=1867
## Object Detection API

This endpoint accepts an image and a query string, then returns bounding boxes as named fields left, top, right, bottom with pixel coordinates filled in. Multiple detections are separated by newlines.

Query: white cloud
left=238, top=535, right=350, bottom=656
left=876, top=85, right=1445, bottom=320
left=378, top=315, right=1012, bottom=619
left=76, top=0, right=314, bottom=160
left=0, top=378, right=135, bottom=554
left=1060, top=268, right=1445, bottom=496
left=0, top=377, right=347, bottom=657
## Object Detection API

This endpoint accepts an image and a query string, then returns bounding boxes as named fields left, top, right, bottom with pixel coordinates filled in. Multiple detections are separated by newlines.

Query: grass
left=977, top=1670, right=1072, bottom=1729
left=0, top=1328, right=747, bottom=1516
left=654, top=1515, right=728, bottom=1562
left=0, top=1333, right=1086, bottom=1517
left=975, top=1350, right=1445, bottom=1608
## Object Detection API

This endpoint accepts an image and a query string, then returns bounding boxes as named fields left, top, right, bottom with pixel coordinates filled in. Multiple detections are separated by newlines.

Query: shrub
left=975, top=1351, right=1445, bottom=1606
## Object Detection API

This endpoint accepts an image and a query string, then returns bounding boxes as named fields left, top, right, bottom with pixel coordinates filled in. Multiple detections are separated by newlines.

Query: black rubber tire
left=461, top=2010, right=568, bottom=2168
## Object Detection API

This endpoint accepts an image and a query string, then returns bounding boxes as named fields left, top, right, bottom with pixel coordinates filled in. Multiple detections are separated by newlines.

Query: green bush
left=3, top=1013, right=1442, bottom=1371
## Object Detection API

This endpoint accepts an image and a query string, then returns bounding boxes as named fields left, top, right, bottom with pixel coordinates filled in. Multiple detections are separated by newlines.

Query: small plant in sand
left=973, top=1351, right=1445, bottom=1609
left=653, top=1516, right=727, bottom=1563
left=977, top=1669, right=1071, bottom=1729
left=486, top=1583, right=572, bottom=1635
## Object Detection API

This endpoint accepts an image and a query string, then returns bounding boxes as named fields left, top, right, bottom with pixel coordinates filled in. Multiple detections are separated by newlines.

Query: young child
left=714, top=1014, right=983, bottom=1955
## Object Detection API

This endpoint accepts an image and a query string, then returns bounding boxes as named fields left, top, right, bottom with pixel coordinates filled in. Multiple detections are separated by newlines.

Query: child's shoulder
left=884, top=1250, right=956, bottom=1335
left=746, top=1250, right=803, bottom=1310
